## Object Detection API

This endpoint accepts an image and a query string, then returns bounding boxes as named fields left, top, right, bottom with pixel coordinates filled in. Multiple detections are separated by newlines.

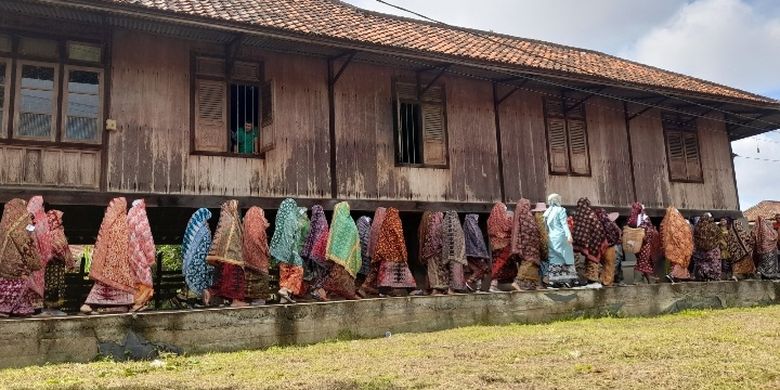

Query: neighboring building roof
left=743, top=200, right=780, bottom=222
left=89, top=0, right=777, bottom=106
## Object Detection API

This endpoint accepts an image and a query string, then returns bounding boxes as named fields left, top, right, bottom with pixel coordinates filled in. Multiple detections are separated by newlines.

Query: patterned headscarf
left=89, top=197, right=135, bottom=292
left=325, top=202, right=362, bottom=277
left=660, top=207, right=694, bottom=267
left=487, top=202, right=512, bottom=251
left=463, top=214, right=490, bottom=260
left=597, top=209, right=622, bottom=247
left=442, top=211, right=466, bottom=265
left=572, top=198, right=606, bottom=254
left=628, top=202, right=646, bottom=228
left=294, top=207, right=310, bottom=254
left=510, top=199, right=542, bottom=263
left=357, top=216, right=372, bottom=275
left=754, top=216, right=778, bottom=255
left=302, top=205, right=329, bottom=266
left=207, top=200, right=244, bottom=267
left=0, top=199, right=41, bottom=279
left=243, top=206, right=270, bottom=272
left=368, top=207, right=387, bottom=261
left=693, top=214, right=720, bottom=252
left=375, top=207, right=408, bottom=263
left=47, top=210, right=76, bottom=269
left=128, top=199, right=156, bottom=291
left=421, top=212, right=444, bottom=265
left=182, top=208, right=214, bottom=294
left=269, top=198, right=304, bottom=267
left=727, top=219, right=754, bottom=262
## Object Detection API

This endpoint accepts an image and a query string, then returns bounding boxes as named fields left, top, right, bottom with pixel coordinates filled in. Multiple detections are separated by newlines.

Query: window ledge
left=395, top=162, right=449, bottom=169
left=0, top=138, right=102, bottom=149
left=191, top=144, right=274, bottom=160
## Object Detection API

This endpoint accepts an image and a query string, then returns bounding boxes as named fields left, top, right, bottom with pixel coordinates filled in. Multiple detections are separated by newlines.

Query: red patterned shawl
left=128, top=199, right=156, bottom=289
left=243, top=206, right=270, bottom=272
left=89, top=197, right=135, bottom=292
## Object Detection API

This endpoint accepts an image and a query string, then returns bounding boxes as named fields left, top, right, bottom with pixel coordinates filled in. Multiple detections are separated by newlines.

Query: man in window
left=234, top=122, right=258, bottom=155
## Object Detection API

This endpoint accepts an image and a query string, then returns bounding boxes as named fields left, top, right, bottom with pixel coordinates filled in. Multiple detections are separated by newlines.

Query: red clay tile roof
left=92, top=0, right=776, bottom=105
left=744, top=201, right=780, bottom=222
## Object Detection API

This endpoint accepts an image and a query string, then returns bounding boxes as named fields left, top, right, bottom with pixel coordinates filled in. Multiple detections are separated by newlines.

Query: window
left=0, top=34, right=104, bottom=144
left=393, top=81, right=447, bottom=167
left=663, top=113, right=702, bottom=182
left=544, top=95, right=590, bottom=175
left=192, top=56, right=274, bottom=156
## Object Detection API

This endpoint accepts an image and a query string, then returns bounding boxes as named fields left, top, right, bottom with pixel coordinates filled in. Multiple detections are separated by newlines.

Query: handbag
left=622, top=226, right=645, bottom=254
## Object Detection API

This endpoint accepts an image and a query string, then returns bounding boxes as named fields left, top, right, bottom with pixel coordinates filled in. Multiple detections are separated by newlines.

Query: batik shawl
left=89, top=197, right=135, bottom=292
left=463, top=214, right=490, bottom=260
left=357, top=216, right=372, bottom=275
left=295, top=208, right=310, bottom=255
left=375, top=208, right=408, bottom=263
left=421, top=212, right=444, bottom=265
left=487, top=202, right=512, bottom=251
left=0, top=199, right=41, bottom=279
left=207, top=200, right=244, bottom=267
left=302, top=205, right=329, bottom=266
left=726, top=219, right=754, bottom=262
left=269, top=198, right=304, bottom=267
left=628, top=202, right=645, bottom=228
left=27, top=196, right=51, bottom=297
left=418, top=211, right=433, bottom=264
left=47, top=210, right=76, bottom=270
left=572, top=198, right=605, bottom=254
left=635, top=218, right=660, bottom=276
left=660, top=207, right=694, bottom=268
left=535, top=213, right=549, bottom=262
left=694, top=214, right=720, bottom=252
left=510, top=199, right=542, bottom=264
left=182, top=208, right=214, bottom=295
left=754, top=216, right=778, bottom=255
left=597, top=209, right=622, bottom=247
left=442, top=211, right=467, bottom=266
left=325, top=202, right=362, bottom=277
left=368, top=207, right=387, bottom=261
left=243, top=207, right=270, bottom=272
left=127, top=199, right=156, bottom=291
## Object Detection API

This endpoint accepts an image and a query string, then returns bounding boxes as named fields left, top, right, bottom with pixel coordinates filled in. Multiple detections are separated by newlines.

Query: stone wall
left=0, top=281, right=777, bottom=368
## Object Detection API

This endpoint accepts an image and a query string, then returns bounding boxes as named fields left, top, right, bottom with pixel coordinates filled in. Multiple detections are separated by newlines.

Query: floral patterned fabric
left=755, top=250, right=779, bottom=279
left=128, top=199, right=156, bottom=308
left=27, top=196, right=52, bottom=299
left=422, top=212, right=447, bottom=289
left=728, top=220, right=755, bottom=277
left=694, top=214, right=720, bottom=252
left=463, top=214, right=490, bottom=260
left=207, top=200, right=244, bottom=267
left=89, top=198, right=134, bottom=293
left=376, top=208, right=415, bottom=289
left=511, top=199, right=542, bottom=264
left=368, top=208, right=387, bottom=261
left=326, top=202, right=362, bottom=278
left=442, top=211, right=466, bottom=290
left=243, top=207, right=270, bottom=300
left=753, top=216, right=778, bottom=255
left=182, top=208, right=215, bottom=297
left=487, top=203, right=512, bottom=251
left=357, top=216, right=372, bottom=276
left=270, top=199, right=305, bottom=268
left=660, top=207, right=694, bottom=279
left=0, top=279, right=35, bottom=315
left=0, top=199, right=41, bottom=280
left=636, top=218, right=660, bottom=276
left=693, top=248, right=722, bottom=280
left=572, top=198, right=605, bottom=256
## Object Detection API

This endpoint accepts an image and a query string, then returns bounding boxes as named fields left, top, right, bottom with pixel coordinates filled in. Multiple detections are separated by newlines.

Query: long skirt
left=85, top=281, right=134, bottom=307
left=378, top=261, right=416, bottom=289
left=693, top=248, right=722, bottom=281
left=670, top=263, right=692, bottom=280
left=360, top=261, right=381, bottom=291
left=323, top=263, right=358, bottom=299
left=755, top=249, right=779, bottom=279
left=183, top=255, right=214, bottom=298
left=466, top=257, right=491, bottom=290
left=600, top=246, right=617, bottom=286
left=0, top=279, right=35, bottom=315
left=732, top=255, right=755, bottom=278
left=635, top=241, right=655, bottom=276
left=427, top=257, right=450, bottom=290
left=244, top=268, right=269, bottom=301
left=212, top=263, right=246, bottom=301
left=44, top=261, right=67, bottom=309
left=491, top=246, right=517, bottom=283
left=583, top=256, right=601, bottom=283
left=449, top=262, right=466, bottom=291
left=546, top=262, right=578, bottom=283
left=278, top=263, right=304, bottom=296
left=517, top=260, right=540, bottom=290
left=304, top=258, right=329, bottom=291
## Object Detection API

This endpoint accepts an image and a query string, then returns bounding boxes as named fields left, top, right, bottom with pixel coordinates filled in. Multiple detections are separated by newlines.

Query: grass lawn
left=2, top=306, right=780, bottom=389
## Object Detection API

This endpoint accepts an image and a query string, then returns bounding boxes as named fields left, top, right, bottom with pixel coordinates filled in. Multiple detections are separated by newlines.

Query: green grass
left=3, top=306, right=780, bottom=389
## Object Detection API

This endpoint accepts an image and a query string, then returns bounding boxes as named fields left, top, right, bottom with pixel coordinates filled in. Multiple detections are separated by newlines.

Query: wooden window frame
left=13, top=59, right=60, bottom=142
left=392, top=79, right=450, bottom=169
left=0, top=30, right=106, bottom=149
left=60, top=65, right=104, bottom=144
left=0, top=57, right=10, bottom=139
left=189, top=53, right=273, bottom=159
left=543, top=94, right=592, bottom=177
left=663, top=113, right=704, bottom=183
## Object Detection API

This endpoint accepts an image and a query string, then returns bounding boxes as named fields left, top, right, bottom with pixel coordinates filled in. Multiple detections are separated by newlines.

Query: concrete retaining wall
left=0, top=280, right=778, bottom=368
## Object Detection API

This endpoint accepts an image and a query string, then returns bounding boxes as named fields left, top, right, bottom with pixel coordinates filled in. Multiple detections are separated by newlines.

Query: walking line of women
left=0, top=194, right=778, bottom=316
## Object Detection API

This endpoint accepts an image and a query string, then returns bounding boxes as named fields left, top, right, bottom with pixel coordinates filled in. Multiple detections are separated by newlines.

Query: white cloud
left=733, top=133, right=780, bottom=209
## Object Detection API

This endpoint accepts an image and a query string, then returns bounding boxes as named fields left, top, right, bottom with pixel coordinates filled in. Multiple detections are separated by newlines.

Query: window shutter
left=567, top=119, right=589, bottom=175
left=683, top=131, right=702, bottom=181
left=545, top=97, right=565, bottom=118
left=261, top=79, right=274, bottom=128
left=232, top=61, right=261, bottom=82
left=667, top=131, right=687, bottom=181
left=194, top=78, right=227, bottom=152
left=422, top=103, right=446, bottom=165
left=547, top=117, right=569, bottom=174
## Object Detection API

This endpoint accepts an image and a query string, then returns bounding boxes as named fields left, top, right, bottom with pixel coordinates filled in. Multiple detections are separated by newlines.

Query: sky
left=344, top=0, right=780, bottom=210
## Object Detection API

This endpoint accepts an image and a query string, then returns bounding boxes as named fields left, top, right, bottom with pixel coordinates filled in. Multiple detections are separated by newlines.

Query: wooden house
left=0, top=0, right=778, bottom=241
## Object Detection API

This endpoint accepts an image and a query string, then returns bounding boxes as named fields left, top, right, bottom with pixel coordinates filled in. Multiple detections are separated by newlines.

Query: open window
left=544, top=95, right=591, bottom=176
left=663, top=113, right=702, bottom=182
left=192, top=56, right=274, bottom=157
left=393, top=81, right=448, bottom=167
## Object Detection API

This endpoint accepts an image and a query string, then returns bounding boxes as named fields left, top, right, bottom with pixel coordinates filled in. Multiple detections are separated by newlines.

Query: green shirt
left=236, top=127, right=258, bottom=154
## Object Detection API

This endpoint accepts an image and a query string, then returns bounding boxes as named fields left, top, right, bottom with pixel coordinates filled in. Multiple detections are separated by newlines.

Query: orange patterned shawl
left=89, top=197, right=135, bottom=292
left=487, top=202, right=512, bottom=251
left=375, top=208, right=408, bottom=263
left=243, top=206, right=270, bottom=272
left=660, top=207, right=694, bottom=268
left=207, top=200, right=245, bottom=267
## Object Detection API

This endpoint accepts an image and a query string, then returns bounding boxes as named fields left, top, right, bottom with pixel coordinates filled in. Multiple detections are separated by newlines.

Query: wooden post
left=154, top=252, right=163, bottom=309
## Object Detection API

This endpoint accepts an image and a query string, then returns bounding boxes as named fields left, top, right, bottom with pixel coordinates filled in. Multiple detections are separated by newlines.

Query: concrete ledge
left=0, top=280, right=778, bottom=368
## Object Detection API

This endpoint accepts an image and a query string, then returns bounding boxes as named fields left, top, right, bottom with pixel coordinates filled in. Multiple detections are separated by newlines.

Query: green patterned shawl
left=326, top=202, right=362, bottom=277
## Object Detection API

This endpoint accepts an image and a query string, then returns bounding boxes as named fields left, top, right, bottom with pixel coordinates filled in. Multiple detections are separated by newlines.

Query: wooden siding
left=0, top=145, right=99, bottom=189
left=629, top=109, right=738, bottom=210
left=106, top=31, right=330, bottom=198
left=334, top=62, right=501, bottom=203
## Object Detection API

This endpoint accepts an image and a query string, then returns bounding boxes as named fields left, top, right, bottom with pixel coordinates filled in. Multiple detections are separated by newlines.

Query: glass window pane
left=65, top=69, right=100, bottom=142
left=68, top=42, right=102, bottom=63
left=17, top=64, right=55, bottom=139
left=0, top=35, right=9, bottom=52
left=19, top=37, right=58, bottom=59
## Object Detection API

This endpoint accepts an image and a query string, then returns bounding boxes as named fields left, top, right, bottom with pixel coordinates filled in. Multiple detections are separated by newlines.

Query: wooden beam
left=627, top=97, right=668, bottom=121
left=492, top=82, right=507, bottom=202
left=329, top=51, right=356, bottom=85
left=623, top=101, right=638, bottom=202
left=495, top=79, right=529, bottom=106
left=564, top=86, right=607, bottom=113
left=418, top=64, right=450, bottom=96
